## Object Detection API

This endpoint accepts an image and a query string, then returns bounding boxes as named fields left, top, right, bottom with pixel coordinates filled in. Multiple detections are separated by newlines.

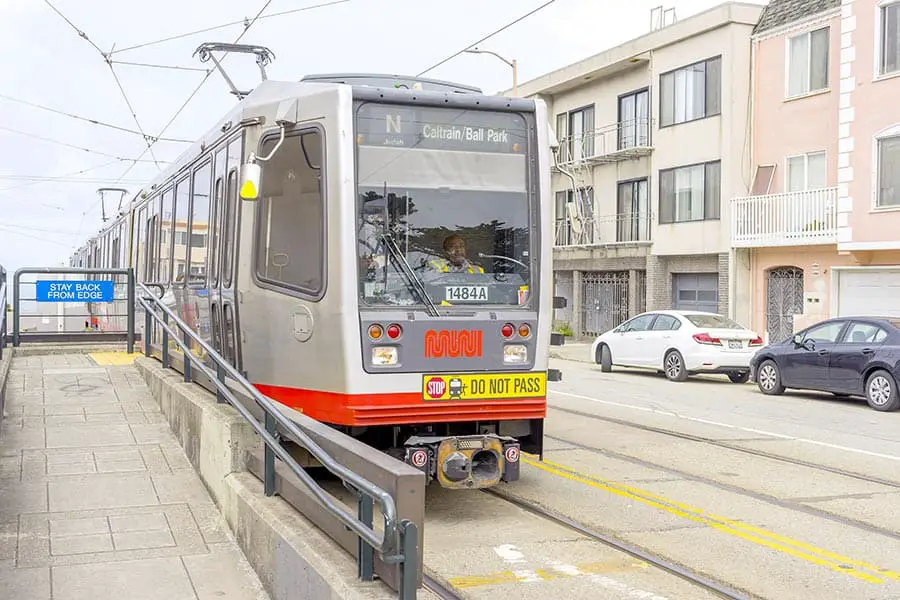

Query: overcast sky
left=0, top=0, right=764, bottom=275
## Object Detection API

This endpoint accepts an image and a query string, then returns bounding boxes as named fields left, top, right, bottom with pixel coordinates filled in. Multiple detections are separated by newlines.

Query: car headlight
left=372, top=346, right=398, bottom=366
left=504, top=344, right=527, bottom=364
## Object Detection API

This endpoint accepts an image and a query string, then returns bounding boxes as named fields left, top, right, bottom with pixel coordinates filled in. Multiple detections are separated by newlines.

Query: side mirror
left=793, top=333, right=804, bottom=345
left=239, top=162, right=261, bottom=201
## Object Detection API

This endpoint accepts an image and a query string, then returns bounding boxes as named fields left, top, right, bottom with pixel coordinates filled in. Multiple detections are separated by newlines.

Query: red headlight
left=386, top=324, right=402, bottom=339
left=501, top=323, right=514, bottom=338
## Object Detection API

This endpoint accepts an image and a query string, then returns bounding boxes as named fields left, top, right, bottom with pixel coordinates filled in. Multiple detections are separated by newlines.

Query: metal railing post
left=143, top=306, right=152, bottom=357
left=162, top=312, right=169, bottom=368
left=264, top=412, right=276, bottom=496
left=12, top=270, right=20, bottom=347
left=126, top=268, right=135, bottom=354
left=216, top=362, right=225, bottom=403
left=398, top=520, right=419, bottom=600
left=183, top=329, right=192, bottom=382
left=358, top=493, right=374, bottom=581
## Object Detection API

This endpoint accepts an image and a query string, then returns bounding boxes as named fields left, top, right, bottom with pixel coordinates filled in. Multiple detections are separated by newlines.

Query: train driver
left=428, top=234, right=484, bottom=274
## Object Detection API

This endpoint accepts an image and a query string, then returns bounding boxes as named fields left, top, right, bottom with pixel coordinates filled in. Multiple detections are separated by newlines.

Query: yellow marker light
left=368, top=324, right=383, bottom=340
left=239, top=162, right=261, bottom=200
left=239, top=180, right=257, bottom=199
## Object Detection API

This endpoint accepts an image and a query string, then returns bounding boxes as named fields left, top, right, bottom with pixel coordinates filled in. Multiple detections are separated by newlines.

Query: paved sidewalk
left=0, top=351, right=269, bottom=600
left=549, top=341, right=592, bottom=363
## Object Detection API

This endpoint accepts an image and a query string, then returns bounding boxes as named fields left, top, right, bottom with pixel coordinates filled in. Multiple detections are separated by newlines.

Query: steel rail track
left=548, top=404, right=900, bottom=490
left=422, top=573, right=464, bottom=600
left=483, top=488, right=750, bottom=599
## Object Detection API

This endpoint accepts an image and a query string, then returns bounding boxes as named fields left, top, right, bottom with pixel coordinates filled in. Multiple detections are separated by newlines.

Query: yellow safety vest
left=429, top=259, right=484, bottom=274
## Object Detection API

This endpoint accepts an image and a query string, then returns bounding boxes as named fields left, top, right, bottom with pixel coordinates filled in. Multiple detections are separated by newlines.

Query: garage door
left=673, top=273, right=718, bottom=312
left=836, top=269, right=900, bottom=317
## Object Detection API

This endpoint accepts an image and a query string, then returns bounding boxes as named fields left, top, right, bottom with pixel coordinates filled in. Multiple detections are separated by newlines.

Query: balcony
left=554, top=212, right=652, bottom=247
left=731, top=187, right=838, bottom=248
left=554, top=118, right=653, bottom=168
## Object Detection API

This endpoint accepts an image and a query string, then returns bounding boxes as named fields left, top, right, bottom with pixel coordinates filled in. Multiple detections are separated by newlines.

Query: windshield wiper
left=381, top=233, right=440, bottom=317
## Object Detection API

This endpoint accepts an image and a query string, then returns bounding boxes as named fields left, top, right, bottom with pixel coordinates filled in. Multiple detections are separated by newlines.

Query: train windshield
left=355, top=102, right=532, bottom=308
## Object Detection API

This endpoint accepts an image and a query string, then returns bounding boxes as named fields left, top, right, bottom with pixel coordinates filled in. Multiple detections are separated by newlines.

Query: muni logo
left=425, top=377, right=446, bottom=399
left=424, top=329, right=483, bottom=358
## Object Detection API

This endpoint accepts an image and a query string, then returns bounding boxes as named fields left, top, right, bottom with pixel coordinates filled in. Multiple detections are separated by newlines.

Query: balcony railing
left=731, top=187, right=838, bottom=248
left=555, top=212, right=652, bottom=247
left=555, top=118, right=653, bottom=166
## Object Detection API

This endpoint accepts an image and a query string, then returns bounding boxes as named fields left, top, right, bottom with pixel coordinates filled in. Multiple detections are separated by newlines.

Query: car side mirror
left=792, top=333, right=804, bottom=345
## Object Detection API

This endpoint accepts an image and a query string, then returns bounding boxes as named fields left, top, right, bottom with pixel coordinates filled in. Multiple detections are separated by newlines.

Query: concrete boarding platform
left=0, top=350, right=269, bottom=600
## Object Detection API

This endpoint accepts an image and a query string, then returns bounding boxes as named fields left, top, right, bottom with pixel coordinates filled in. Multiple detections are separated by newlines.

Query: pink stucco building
left=733, top=0, right=900, bottom=342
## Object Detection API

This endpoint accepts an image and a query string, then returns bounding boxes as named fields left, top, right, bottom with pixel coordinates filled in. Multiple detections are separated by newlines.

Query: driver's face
left=445, top=239, right=466, bottom=264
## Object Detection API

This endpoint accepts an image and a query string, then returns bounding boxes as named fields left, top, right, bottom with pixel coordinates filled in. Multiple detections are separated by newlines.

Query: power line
left=108, top=60, right=211, bottom=73
left=0, top=160, right=122, bottom=203
left=0, top=125, right=165, bottom=163
left=110, top=0, right=276, bottom=187
left=0, top=175, right=149, bottom=185
left=416, top=0, right=556, bottom=77
left=43, top=0, right=164, bottom=171
left=0, top=93, right=192, bottom=143
left=109, top=0, right=351, bottom=56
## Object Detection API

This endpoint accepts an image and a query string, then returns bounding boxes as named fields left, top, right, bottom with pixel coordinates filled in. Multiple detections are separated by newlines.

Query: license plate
left=445, top=285, right=487, bottom=302
left=728, top=340, right=742, bottom=349
left=422, top=372, right=546, bottom=401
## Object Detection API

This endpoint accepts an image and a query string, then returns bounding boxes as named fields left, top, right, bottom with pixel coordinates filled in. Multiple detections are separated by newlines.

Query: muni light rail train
left=70, top=73, right=564, bottom=490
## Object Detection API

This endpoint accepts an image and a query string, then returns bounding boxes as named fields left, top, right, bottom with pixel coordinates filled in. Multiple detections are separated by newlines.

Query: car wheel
left=597, top=344, right=612, bottom=373
left=865, top=370, right=900, bottom=411
left=756, top=360, right=784, bottom=395
left=663, top=350, right=688, bottom=382
left=728, top=372, right=749, bottom=384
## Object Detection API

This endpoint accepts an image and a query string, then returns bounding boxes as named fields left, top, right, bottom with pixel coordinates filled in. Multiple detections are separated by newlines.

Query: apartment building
left=733, top=0, right=900, bottom=343
left=511, top=2, right=764, bottom=340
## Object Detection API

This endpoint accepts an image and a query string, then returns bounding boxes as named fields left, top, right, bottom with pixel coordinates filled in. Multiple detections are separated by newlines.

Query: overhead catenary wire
left=0, top=125, right=165, bottom=164
left=108, top=0, right=351, bottom=56
left=107, top=60, right=212, bottom=73
left=0, top=93, right=193, bottom=143
left=416, top=0, right=556, bottom=77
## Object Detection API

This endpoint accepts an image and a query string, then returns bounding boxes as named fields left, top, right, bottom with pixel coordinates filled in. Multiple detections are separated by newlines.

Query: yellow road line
left=521, top=454, right=899, bottom=584
left=89, top=351, right=137, bottom=366
left=448, top=558, right=647, bottom=589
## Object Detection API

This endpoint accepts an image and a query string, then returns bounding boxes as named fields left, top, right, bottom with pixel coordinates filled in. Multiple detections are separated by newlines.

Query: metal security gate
left=581, top=271, right=629, bottom=337
left=766, top=267, right=804, bottom=343
left=634, top=270, right=647, bottom=314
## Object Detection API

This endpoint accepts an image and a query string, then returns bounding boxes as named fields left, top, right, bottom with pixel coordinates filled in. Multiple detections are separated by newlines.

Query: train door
left=209, top=135, right=243, bottom=369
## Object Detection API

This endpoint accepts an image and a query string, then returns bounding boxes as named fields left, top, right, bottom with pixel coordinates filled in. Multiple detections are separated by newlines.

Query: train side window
left=189, top=161, right=212, bottom=287
left=136, top=206, right=147, bottom=282
left=210, top=147, right=226, bottom=287
left=159, top=188, right=174, bottom=283
left=173, top=176, right=190, bottom=284
left=223, top=303, right=236, bottom=366
left=254, top=129, right=324, bottom=297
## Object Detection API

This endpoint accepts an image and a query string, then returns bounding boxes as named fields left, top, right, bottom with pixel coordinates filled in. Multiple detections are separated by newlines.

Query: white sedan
left=589, top=310, right=764, bottom=383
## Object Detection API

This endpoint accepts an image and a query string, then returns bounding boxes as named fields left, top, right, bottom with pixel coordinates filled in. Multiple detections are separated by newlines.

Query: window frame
left=187, top=159, right=213, bottom=289
left=784, top=150, right=828, bottom=192
left=617, top=87, right=651, bottom=150
left=784, top=26, right=830, bottom=98
left=877, top=0, right=900, bottom=78
left=873, top=126, right=900, bottom=210
left=616, top=177, right=651, bottom=242
left=658, top=160, right=722, bottom=224
left=658, top=55, right=722, bottom=128
left=251, top=124, right=328, bottom=301
left=554, top=104, right=595, bottom=161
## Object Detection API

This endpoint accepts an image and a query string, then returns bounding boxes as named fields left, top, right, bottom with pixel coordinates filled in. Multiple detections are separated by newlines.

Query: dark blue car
left=749, top=317, right=900, bottom=411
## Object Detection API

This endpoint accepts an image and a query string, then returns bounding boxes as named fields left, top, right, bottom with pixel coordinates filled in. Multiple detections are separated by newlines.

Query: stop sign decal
left=426, top=377, right=446, bottom=399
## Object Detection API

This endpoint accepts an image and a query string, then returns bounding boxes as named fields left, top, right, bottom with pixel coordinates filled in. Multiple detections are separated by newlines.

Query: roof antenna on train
left=96, top=188, right=128, bottom=223
left=194, top=42, right=276, bottom=100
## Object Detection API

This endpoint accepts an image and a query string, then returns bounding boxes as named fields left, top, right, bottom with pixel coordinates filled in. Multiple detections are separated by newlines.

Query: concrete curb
left=134, top=356, right=397, bottom=600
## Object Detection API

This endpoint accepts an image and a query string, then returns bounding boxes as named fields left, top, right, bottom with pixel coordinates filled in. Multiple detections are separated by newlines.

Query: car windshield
left=355, top=102, right=531, bottom=308
left=684, top=314, right=744, bottom=329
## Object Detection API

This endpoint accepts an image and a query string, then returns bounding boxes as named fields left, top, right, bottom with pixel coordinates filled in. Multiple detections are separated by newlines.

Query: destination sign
left=356, top=103, right=528, bottom=154
left=36, top=280, right=115, bottom=302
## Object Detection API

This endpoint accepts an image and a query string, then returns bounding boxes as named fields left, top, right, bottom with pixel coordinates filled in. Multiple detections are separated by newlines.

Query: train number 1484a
left=445, top=286, right=487, bottom=302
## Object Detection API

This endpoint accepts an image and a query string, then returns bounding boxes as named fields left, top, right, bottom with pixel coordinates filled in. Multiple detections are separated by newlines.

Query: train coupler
left=403, top=434, right=521, bottom=489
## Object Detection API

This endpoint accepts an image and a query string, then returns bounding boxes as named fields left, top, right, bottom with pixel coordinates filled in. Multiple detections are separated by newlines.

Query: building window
left=618, top=89, right=650, bottom=149
left=787, top=27, right=829, bottom=97
left=786, top=151, right=827, bottom=191
left=659, top=161, right=721, bottom=224
left=877, top=134, right=900, bottom=208
left=880, top=1, right=900, bottom=76
left=616, top=179, right=650, bottom=241
left=555, top=105, right=595, bottom=162
left=554, top=188, right=594, bottom=244
left=659, top=56, right=721, bottom=127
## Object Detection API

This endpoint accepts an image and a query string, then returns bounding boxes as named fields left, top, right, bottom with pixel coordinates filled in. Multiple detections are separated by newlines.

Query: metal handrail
left=134, top=282, right=408, bottom=570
